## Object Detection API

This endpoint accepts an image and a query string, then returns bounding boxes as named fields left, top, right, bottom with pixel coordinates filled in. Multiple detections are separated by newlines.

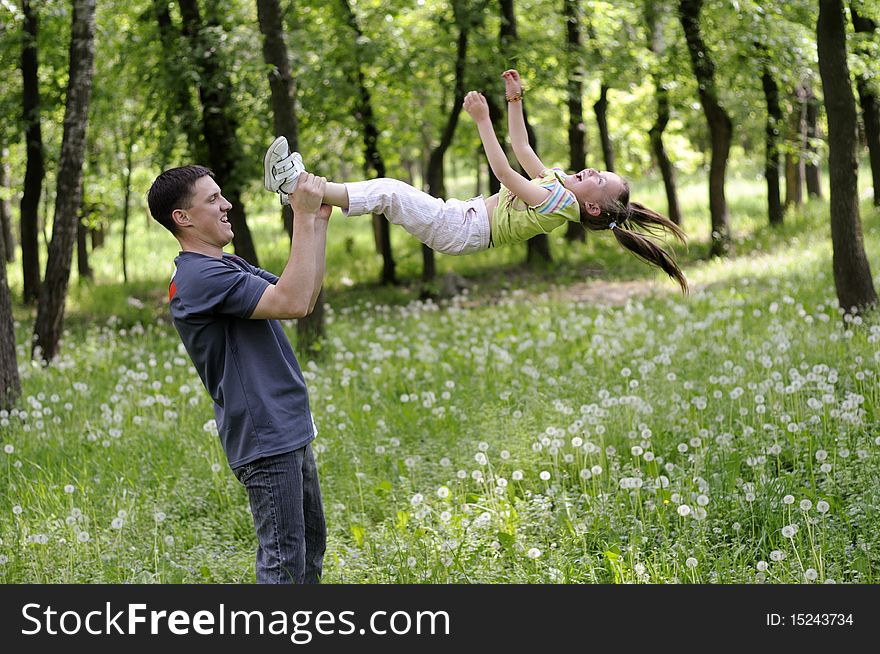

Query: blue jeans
left=233, top=444, right=326, bottom=584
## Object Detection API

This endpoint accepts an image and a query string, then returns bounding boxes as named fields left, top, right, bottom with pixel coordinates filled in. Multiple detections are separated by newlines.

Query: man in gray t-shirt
left=148, top=165, right=331, bottom=584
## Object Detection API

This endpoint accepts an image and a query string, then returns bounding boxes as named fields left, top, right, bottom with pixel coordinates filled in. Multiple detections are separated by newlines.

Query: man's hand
left=501, top=69, right=523, bottom=97
left=463, top=91, right=490, bottom=122
left=289, top=172, right=326, bottom=217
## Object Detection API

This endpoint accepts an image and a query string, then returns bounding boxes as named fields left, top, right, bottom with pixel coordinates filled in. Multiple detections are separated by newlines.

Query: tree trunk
left=817, top=0, right=878, bottom=314
left=256, top=0, right=299, bottom=240
left=850, top=4, right=880, bottom=206
left=76, top=175, right=92, bottom=282
left=679, top=0, right=732, bottom=256
left=784, top=89, right=806, bottom=208
left=255, top=0, right=324, bottom=354
left=759, top=53, right=783, bottom=226
left=423, top=7, right=469, bottom=283
left=594, top=84, right=615, bottom=172
left=178, top=0, right=259, bottom=266
left=0, top=223, right=20, bottom=409
left=804, top=87, right=823, bottom=198
left=32, top=0, right=97, bottom=363
left=784, top=152, right=803, bottom=207
left=339, top=0, right=396, bottom=286
left=564, top=0, right=586, bottom=242
left=20, top=0, right=42, bottom=303
left=119, top=129, right=134, bottom=283
left=647, top=5, right=682, bottom=226
left=152, top=0, right=206, bottom=162
left=0, top=143, right=15, bottom=263
left=499, top=0, right=551, bottom=264
left=76, top=214, right=92, bottom=281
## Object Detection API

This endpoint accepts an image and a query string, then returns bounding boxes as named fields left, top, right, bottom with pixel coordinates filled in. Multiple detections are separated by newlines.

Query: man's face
left=175, top=176, right=234, bottom=247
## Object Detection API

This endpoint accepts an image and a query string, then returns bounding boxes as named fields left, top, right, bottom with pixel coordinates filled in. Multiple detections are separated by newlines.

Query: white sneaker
left=263, top=136, right=305, bottom=195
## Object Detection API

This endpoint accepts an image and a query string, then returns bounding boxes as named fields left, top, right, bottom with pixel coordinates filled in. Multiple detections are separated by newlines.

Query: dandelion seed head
left=685, top=557, right=698, bottom=569
left=783, top=494, right=795, bottom=505
left=799, top=499, right=812, bottom=511
left=816, top=500, right=830, bottom=514
left=527, top=547, right=541, bottom=559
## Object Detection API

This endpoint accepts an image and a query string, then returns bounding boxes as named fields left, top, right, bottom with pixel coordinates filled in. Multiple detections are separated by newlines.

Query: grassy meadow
left=1, top=166, right=879, bottom=583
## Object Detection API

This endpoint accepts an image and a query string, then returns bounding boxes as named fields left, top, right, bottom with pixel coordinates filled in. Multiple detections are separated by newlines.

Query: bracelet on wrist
left=505, top=90, right=523, bottom=103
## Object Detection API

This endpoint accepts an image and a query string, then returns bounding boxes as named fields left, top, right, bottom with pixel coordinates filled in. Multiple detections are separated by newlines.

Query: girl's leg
left=342, top=178, right=489, bottom=255
left=322, top=182, right=349, bottom=210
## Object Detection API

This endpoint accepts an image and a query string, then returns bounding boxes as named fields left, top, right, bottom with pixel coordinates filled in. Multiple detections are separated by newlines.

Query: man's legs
left=233, top=445, right=326, bottom=584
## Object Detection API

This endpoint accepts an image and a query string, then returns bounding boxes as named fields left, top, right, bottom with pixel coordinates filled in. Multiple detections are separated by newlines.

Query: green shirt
left=491, top=168, right=581, bottom=246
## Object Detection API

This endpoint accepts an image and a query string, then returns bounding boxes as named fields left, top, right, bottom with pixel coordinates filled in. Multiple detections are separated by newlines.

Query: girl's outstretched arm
left=502, top=69, right=546, bottom=179
left=464, top=91, right=550, bottom=208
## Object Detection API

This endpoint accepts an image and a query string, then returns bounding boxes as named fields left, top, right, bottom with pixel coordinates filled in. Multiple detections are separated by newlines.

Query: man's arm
left=464, top=91, right=550, bottom=208
left=502, top=69, right=546, bottom=179
left=250, top=173, right=325, bottom=319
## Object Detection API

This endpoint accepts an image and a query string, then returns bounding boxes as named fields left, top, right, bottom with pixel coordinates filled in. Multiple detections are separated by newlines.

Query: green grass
left=1, top=167, right=879, bottom=583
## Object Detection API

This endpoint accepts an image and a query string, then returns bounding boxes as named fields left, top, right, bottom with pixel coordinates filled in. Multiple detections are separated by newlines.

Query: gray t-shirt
left=169, top=251, right=315, bottom=468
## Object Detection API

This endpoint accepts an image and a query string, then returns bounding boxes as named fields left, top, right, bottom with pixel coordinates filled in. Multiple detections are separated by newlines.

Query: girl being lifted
left=264, top=69, right=688, bottom=292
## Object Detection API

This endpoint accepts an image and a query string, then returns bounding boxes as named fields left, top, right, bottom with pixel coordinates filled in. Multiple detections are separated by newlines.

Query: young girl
left=264, top=69, right=688, bottom=292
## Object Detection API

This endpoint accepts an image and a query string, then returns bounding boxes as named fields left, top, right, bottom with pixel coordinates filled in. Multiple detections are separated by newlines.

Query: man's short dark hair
left=147, top=165, right=215, bottom=235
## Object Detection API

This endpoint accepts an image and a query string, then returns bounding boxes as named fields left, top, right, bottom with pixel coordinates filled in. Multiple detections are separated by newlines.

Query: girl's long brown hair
left=580, top=181, right=689, bottom=294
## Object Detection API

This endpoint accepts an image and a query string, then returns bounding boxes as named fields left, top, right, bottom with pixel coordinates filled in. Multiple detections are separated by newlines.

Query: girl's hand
left=502, top=69, right=523, bottom=97
left=463, top=91, right=490, bottom=122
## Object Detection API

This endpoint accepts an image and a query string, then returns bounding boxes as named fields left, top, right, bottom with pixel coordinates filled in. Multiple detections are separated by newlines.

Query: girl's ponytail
left=580, top=183, right=689, bottom=293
